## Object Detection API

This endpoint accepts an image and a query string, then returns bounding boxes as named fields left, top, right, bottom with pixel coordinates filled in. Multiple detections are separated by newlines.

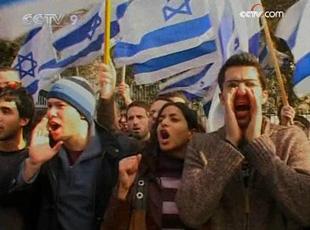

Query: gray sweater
left=176, top=120, right=310, bottom=230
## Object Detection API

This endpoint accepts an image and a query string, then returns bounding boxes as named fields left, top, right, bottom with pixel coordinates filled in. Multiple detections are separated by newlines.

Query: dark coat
left=0, top=149, right=39, bottom=230
left=15, top=122, right=141, bottom=230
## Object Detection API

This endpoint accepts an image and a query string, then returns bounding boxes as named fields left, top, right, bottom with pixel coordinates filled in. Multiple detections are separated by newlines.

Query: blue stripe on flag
left=203, top=100, right=212, bottom=116
left=183, top=85, right=212, bottom=101
left=114, top=13, right=212, bottom=58
left=53, top=13, right=101, bottom=51
left=39, top=33, right=103, bottom=71
left=163, top=63, right=213, bottom=90
left=249, top=32, right=260, bottom=56
left=183, top=92, right=198, bottom=101
left=116, top=2, right=128, bottom=19
left=293, top=52, right=310, bottom=85
left=24, top=27, right=41, bottom=44
left=259, top=45, right=268, bottom=62
left=0, top=0, right=29, bottom=7
left=133, top=40, right=216, bottom=74
left=26, top=80, right=39, bottom=95
left=287, top=24, right=299, bottom=49
left=54, top=20, right=118, bottom=52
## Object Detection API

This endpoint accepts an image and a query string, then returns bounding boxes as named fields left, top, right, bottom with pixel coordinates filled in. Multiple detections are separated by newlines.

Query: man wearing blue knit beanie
left=16, top=76, right=140, bottom=230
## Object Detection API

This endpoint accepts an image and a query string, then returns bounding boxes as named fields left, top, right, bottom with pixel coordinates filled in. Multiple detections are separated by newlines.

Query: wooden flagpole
left=121, top=65, right=126, bottom=82
left=103, top=0, right=111, bottom=64
left=261, top=13, right=289, bottom=106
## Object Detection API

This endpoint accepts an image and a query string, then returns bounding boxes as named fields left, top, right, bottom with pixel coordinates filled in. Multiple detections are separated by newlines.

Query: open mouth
left=159, top=129, right=170, bottom=140
left=48, top=121, right=61, bottom=132
left=234, top=104, right=251, bottom=112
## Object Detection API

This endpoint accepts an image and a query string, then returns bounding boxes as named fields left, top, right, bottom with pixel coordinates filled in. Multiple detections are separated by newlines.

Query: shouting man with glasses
left=176, top=53, right=310, bottom=229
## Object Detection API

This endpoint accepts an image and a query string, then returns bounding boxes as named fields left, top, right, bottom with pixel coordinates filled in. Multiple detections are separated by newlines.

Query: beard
left=0, top=127, right=20, bottom=142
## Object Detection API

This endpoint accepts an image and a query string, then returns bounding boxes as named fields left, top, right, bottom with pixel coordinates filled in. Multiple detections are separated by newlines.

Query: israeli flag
left=12, top=25, right=59, bottom=104
left=209, top=0, right=261, bottom=61
left=114, top=0, right=217, bottom=71
left=133, top=42, right=218, bottom=85
left=39, top=1, right=128, bottom=77
left=0, top=0, right=101, bottom=41
left=159, top=62, right=219, bottom=100
left=276, top=0, right=310, bottom=98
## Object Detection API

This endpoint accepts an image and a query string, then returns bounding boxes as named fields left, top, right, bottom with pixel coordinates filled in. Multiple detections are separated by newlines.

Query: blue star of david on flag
left=87, top=14, right=102, bottom=40
left=13, top=52, right=38, bottom=79
left=163, top=0, right=192, bottom=21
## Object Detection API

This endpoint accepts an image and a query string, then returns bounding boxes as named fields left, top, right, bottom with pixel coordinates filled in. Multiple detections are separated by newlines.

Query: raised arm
left=23, top=117, right=62, bottom=182
left=96, top=63, right=117, bottom=130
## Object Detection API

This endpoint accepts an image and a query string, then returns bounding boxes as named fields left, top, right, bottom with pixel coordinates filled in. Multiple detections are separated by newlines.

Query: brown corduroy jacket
left=176, top=120, right=310, bottom=230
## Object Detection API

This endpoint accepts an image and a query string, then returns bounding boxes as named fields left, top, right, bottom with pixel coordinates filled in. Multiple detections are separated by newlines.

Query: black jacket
left=0, top=149, right=38, bottom=230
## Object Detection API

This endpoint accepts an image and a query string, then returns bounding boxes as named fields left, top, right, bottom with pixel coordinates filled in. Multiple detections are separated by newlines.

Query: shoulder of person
left=270, top=122, right=305, bottom=137
left=95, top=122, right=142, bottom=160
left=191, top=129, right=223, bottom=146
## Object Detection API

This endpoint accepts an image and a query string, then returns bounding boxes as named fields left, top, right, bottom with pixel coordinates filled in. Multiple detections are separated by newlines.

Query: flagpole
left=75, top=67, right=80, bottom=76
left=121, top=65, right=126, bottom=82
left=103, top=0, right=111, bottom=64
left=261, top=13, right=289, bottom=106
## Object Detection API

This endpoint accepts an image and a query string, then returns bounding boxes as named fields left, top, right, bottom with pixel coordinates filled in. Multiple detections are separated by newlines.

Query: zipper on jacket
left=244, top=186, right=250, bottom=230
left=242, top=160, right=251, bottom=230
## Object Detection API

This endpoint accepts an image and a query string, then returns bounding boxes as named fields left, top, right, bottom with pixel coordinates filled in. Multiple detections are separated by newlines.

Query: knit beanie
left=47, top=77, right=96, bottom=124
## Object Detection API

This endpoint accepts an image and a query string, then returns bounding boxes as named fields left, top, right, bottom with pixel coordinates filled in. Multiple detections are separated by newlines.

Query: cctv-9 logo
left=69, top=14, right=78, bottom=25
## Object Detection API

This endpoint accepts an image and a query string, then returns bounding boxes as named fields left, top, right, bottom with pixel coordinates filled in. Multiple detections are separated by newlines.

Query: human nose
left=120, top=116, right=126, bottom=122
left=236, top=83, right=247, bottom=95
left=152, top=112, right=158, bottom=122
left=47, top=106, right=57, bottom=117
left=133, top=117, right=139, bottom=125
left=160, top=117, right=169, bottom=127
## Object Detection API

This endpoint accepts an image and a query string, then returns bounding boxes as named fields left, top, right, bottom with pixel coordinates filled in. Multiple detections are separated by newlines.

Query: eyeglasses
left=0, top=81, right=22, bottom=90
left=223, top=79, right=260, bottom=89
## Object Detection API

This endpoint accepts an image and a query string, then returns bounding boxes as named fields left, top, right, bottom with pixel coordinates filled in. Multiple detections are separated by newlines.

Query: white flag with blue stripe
left=133, top=46, right=219, bottom=85
left=0, top=0, right=101, bottom=41
left=12, top=25, right=59, bottom=104
left=159, top=62, right=219, bottom=100
left=113, top=0, right=218, bottom=84
left=209, top=0, right=261, bottom=61
left=276, top=0, right=310, bottom=98
left=39, top=1, right=128, bottom=78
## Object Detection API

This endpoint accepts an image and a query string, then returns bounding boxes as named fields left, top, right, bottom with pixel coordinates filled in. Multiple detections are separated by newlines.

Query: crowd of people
left=0, top=52, right=310, bottom=230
